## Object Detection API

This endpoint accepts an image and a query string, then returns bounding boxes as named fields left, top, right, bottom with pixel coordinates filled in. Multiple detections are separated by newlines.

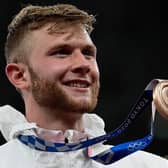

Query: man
left=0, top=3, right=167, bottom=168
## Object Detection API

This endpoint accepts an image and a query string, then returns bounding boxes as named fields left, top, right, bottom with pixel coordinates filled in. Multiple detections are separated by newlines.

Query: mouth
left=63, top=80, right=90, bottom=88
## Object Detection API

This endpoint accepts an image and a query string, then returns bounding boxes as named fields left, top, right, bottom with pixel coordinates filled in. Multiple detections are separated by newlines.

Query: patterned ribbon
left=18, top=79, right=166, bottom=165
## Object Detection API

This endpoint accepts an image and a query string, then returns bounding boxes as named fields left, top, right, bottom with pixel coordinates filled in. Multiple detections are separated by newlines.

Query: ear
left=5, top=63, right=30, bottom=90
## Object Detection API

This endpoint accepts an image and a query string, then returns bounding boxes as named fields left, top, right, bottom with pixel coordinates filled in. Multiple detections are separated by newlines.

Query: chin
left=69, top=99, right=97, bottom=113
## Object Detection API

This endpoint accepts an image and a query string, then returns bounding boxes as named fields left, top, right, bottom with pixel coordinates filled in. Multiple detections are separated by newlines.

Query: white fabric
left=0, top=105, right=168, bottom=168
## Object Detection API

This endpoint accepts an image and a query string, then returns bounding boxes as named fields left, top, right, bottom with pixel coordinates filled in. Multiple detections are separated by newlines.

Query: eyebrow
left=46, top=43, right=97, bottom=54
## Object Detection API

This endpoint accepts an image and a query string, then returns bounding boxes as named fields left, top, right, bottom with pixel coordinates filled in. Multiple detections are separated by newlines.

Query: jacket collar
left=0, top=105, right=106, bottom=142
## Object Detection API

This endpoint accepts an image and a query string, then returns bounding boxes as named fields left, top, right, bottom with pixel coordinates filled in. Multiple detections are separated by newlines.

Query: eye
left=82, top=48, right=96, bottom=59
left=49, top=48, right=72, bottom=58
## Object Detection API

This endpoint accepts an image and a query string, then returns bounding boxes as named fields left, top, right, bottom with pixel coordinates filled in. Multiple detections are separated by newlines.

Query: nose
left=72, top=64, right=90, bottom=75
left=71, top=51, right=90, bottom=75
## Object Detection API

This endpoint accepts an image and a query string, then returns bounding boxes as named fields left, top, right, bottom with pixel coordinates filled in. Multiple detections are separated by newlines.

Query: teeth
left=68, top=82, right=88, bottom=88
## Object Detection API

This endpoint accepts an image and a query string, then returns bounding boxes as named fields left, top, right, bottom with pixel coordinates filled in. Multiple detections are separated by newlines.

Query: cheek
left=92, top=64, right=100, bottom=81
left=43, top=67, right=66, bottom=81
left=32, top=60, right=68, bottom=80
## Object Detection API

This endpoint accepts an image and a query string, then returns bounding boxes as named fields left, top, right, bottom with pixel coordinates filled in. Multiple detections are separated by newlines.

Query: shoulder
left=111, top=150, right=168, bottom=168
left=0, top=140, right=24, bottom=159
left=0, top=139, right=34, bottom=167
left=92, top=143, right=168, bottom=168
left=133, top=150, right=168, bottom=165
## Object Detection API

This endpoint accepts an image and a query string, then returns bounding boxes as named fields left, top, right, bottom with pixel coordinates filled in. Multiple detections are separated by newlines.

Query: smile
left=64, top=80, right=90, bottom=88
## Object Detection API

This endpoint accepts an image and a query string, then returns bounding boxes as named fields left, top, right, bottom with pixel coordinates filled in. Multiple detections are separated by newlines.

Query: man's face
left=26, top=23, right=100, bottom=113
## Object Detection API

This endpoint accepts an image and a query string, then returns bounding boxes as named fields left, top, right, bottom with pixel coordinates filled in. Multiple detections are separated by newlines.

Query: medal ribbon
left=18, top=79, right=166, bottom=165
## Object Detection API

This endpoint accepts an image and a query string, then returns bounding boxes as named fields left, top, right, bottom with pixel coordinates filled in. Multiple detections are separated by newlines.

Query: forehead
left=31, top=22, right=94, bottom=46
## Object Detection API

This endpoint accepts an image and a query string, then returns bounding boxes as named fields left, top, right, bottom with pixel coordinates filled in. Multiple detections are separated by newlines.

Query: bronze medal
left=153, top=80, right=168, bottom=120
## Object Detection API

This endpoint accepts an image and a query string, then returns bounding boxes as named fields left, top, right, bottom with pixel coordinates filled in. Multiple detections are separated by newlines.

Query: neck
left=25, top=102, right=84, bottom=132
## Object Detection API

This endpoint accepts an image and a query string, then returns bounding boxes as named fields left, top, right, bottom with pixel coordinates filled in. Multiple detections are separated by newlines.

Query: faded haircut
left=5, top=4, right=96, bottom=63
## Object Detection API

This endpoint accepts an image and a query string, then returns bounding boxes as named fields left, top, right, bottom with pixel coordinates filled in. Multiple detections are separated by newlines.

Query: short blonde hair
left=5, top=4, right=96, bottom=63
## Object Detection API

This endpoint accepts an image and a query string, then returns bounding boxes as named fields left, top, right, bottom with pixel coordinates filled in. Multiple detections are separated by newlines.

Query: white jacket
left=0, top=105, right=168, bottom=168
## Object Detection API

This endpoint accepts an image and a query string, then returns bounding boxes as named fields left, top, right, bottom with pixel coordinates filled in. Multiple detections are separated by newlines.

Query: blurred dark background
left=1, top=0, right=167, bottom=158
